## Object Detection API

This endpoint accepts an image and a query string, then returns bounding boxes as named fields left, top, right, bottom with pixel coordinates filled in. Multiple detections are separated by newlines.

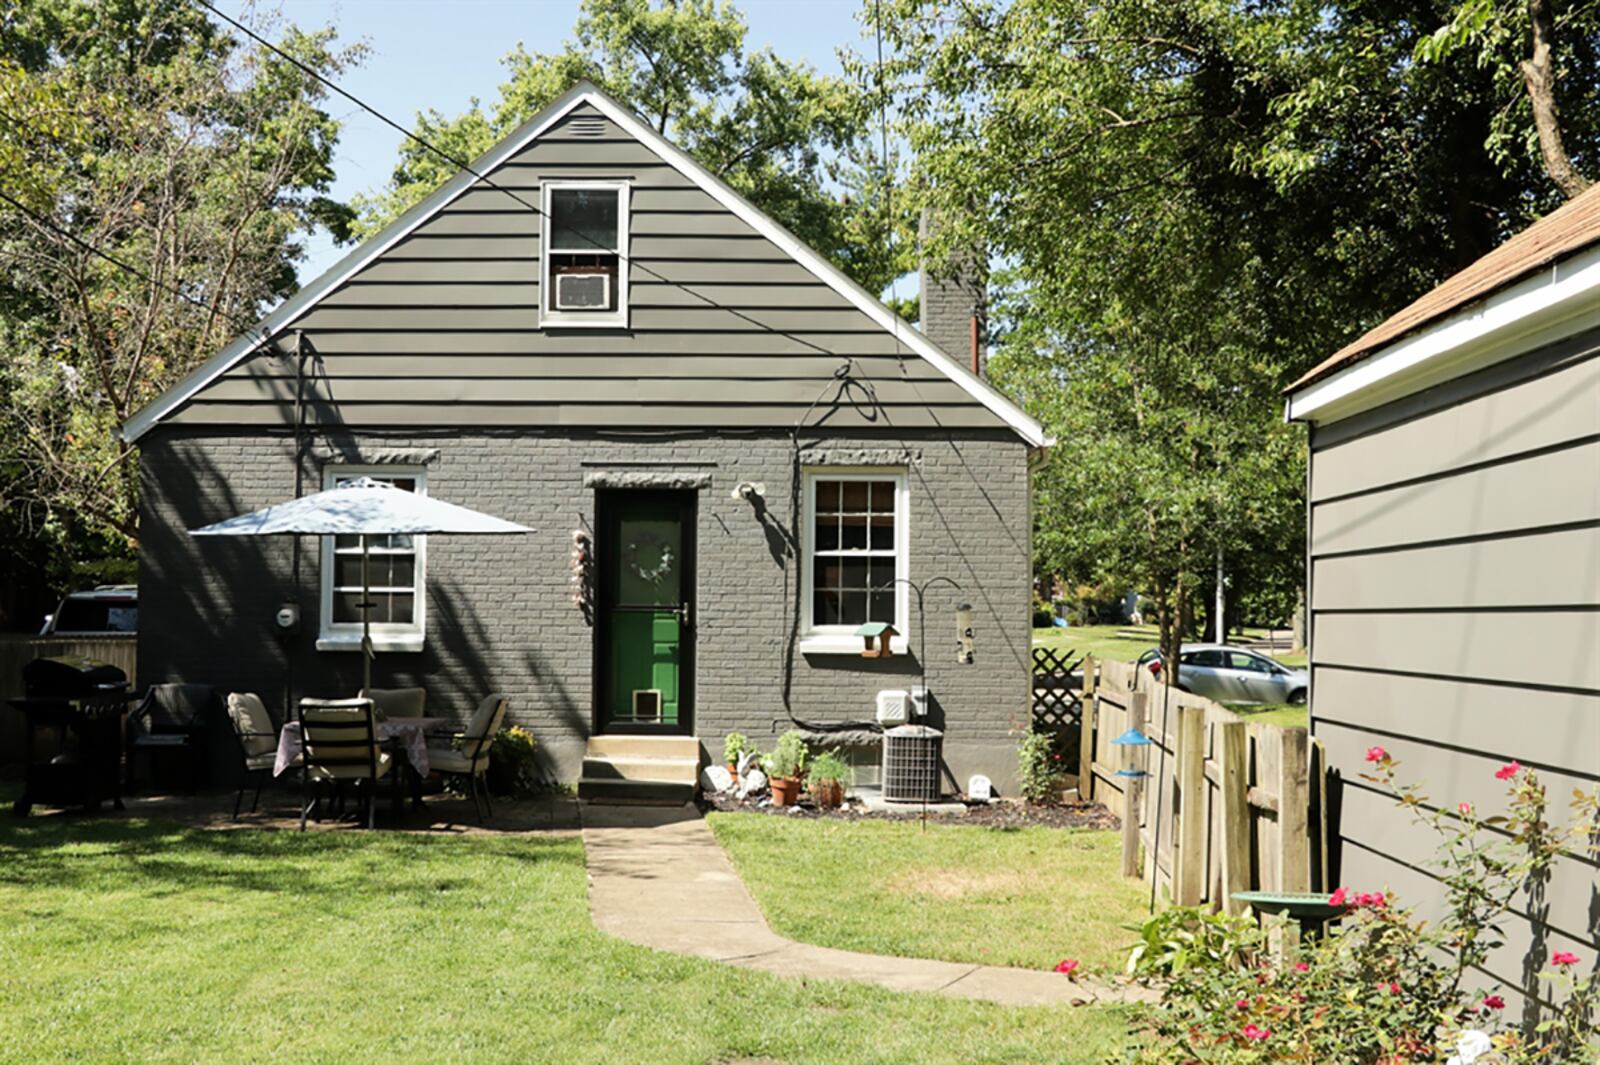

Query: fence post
left=1077, top=656, right=1097, bottom=801
left=1219, top=720, right=1250, bottom=915
left=1173, top=704, right=1206, bottom=906
left=1121, top=691, right=1147, bottom=878
left=1278, top=728, right=1310, bottom=893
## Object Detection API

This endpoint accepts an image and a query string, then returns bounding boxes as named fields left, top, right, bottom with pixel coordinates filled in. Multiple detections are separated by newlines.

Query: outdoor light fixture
left=853, top=621, right=898, bottom=658
left=955, top=602, right=974, bottom=664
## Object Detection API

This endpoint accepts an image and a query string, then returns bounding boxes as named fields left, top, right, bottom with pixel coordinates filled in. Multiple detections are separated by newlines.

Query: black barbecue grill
left=10, top=656, right=130, bottom=816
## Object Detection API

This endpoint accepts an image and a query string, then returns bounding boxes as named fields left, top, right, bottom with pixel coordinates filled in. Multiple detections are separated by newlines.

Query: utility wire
left=0, top=187, right=268, bottom=345
left=197, top=0, right=865, bottom=363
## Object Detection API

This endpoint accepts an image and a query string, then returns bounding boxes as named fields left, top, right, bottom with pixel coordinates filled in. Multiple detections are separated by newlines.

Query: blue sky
left=270, top=0, right=869, bottom=283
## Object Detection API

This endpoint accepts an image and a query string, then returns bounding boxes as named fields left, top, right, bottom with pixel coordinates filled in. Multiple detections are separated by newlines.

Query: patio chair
left=358, top=686, right=426, bottom=721
left=224, top=692, right=282, bottom=820
left=297, top=697, right=391, bottom=830
left=127, top=683, right=217, bottom=792
left=425, top=694, right=508, bottom=823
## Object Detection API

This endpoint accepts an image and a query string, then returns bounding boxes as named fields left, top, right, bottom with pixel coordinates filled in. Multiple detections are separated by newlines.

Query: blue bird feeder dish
left=1111, top=727, right=1152, bottom=778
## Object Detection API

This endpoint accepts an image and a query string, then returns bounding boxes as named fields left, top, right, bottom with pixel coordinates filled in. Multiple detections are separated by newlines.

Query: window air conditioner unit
left=875, top=689, right=910, bottom=726
left=554, top=270, right=612, bottom=310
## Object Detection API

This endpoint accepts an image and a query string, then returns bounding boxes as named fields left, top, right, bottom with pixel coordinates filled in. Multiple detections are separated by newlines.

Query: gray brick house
left=122, top=82, right=1048, bottom=795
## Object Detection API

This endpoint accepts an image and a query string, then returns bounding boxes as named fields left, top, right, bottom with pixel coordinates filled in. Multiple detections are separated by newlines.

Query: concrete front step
left=586, top=734, right=700, bottom=760
left=578, top=777, right=697, bottom=804
left=581, top=755, right=699, bottom=784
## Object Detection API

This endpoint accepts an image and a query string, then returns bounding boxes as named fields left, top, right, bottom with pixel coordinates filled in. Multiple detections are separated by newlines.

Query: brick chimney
left=918, top=208, right=988, bottom=377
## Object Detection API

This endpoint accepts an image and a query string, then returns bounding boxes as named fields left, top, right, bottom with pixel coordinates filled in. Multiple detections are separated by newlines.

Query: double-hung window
left=540, top=180, right=629, bottom=327
left=801, top=470, right=909, bottom=652
left=317, top=466, right=426, bottom=652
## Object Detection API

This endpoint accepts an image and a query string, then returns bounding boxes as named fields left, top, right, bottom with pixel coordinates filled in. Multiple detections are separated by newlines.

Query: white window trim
left=538, top=179, right=630, bottom=329
left=316, top=465, right=427, bottom=653
left=799, top=468, right=910, bottom=655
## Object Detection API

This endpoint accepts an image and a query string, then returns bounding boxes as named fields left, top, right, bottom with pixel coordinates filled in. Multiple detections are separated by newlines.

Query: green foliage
left=1128, top=755, right=1600, bottom=1063
left=1061, top=583, right=1125, bottom=627
left=487, top=725, right=542, bottom=797
left=1124, top=906, right=1262, bottom=980
left=722, top=731, right=750, bottom=765
left=766, top=729, right=809, bottom=780
left=806, top=749, right=850, bottom=786
left=355, top=0, right=911, bottom=295
left=1016, top=730, right=1070, bottom=803
left=0, top=1, right=362, bottom=550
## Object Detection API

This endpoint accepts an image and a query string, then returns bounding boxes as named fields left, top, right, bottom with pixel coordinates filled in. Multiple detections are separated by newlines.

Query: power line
left=196, top=0, right=862, bottom=363
left=0, top=187, right=268, bottom=344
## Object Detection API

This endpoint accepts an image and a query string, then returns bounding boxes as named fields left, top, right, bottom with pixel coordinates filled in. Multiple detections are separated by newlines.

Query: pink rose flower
left=1364, top=746, right=1387, bottom=763
left=1481, top=995, right=1505, bottom=1010
left=1054, top=959, right=1079, bottom=975
left=1551, top=951, right=1580, bottom=967
left=1458, top=801, right=1473, bottom=815
left=1235, top=999, right=1250, bottom=1010
left=1294, top=962, right=1310, bottom=972
left=1494, top=760, right=1521, bottom=781
left=1328, top=886, right=1351, bottom=907
left=1241, top=1023, right=1271, bottom=1042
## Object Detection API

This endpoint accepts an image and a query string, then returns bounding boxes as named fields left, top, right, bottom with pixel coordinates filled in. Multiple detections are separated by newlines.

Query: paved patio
left=581, top=803, right=1161, bottom=1008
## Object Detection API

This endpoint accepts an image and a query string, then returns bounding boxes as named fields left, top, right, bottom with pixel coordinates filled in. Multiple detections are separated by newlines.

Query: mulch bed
left=699, top=791, right=1121, bottom=830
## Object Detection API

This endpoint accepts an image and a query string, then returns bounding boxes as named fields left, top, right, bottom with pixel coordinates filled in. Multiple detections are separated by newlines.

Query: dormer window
left=541, top=180, right=629, bottom=327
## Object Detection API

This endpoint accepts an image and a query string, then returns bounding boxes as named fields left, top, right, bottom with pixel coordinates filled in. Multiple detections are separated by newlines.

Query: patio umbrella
left=190, top=477, right=533, bottom=690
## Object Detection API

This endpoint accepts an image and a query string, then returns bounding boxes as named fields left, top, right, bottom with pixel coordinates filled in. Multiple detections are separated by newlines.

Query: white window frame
left=539, top=179, right=630, bottom=329
left=315, top=465, right=427, bottom=653
left=799, top=468, right=910, bottom=655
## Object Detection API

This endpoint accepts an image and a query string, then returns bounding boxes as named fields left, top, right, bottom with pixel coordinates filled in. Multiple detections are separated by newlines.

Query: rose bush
left=1123, top=754, right=1598, bottom=1063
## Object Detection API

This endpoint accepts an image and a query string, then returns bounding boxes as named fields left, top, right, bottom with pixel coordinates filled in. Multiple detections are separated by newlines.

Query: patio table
left=274, top=716, right=448, bottom=779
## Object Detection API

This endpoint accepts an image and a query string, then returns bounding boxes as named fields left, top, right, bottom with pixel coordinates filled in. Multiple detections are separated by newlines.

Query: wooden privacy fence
left=0, top=635, right=137, bottom=767
left=1077, top=655, right=1329, bottom=911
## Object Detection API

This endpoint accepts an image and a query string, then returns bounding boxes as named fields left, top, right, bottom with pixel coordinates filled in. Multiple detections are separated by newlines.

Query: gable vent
left=565, top=118, right=607, bottom=138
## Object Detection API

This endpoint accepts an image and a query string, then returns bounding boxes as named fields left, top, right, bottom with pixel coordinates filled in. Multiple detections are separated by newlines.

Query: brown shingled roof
left=1288, top=184, right=1600, bottom=392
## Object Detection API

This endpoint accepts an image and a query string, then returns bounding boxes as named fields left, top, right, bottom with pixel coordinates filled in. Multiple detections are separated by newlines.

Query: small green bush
left=722, top=731, right=749, bottom=765
left=1017, top=729, right=1070, bottom=802
left=486, top=725, right=541, bottom=797
left=807, top=749, right=850, bottom=786
left=766, top=730, right=809, bottom=780
left=1124, top=906, right=1261, bottom=979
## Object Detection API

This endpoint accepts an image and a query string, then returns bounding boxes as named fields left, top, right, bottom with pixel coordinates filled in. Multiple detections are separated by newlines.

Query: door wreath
left=623, top=533, right=675, bottom=585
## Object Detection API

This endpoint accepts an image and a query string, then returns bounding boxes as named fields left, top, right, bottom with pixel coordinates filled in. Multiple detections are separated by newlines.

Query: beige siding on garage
left=168, top=103, right=1006, bottom=433
left=1307, top=339, right=1600, bottom=1005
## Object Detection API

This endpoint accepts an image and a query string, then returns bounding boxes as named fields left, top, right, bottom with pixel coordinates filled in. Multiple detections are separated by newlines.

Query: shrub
left=1017, top=729, right=1070, bottom=802
left=766, top=729, right=809, bottom=780
left=807, top=749, right=850, bottom=786
left=722, top=731, right=749, bottom=766
left=486, top=725, right=541, bottom=797
left=1125, top=752, right=1600, bottom=1064
left=1031, top=595, right=1055, bottom=627
left=1125, top=907, right=1262, bottom=980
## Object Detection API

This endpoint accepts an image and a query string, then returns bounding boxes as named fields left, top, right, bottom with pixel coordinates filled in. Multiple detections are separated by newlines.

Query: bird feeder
left=1111, top=727, right=1153, bottom=778
left=853, top=621, right=897, bottom=658
left=955, top=602, right=975, bottom=664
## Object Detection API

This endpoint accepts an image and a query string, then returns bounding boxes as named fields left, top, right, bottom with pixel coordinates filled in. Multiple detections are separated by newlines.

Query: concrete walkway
left=580, top=803, right=1160, bottom=1008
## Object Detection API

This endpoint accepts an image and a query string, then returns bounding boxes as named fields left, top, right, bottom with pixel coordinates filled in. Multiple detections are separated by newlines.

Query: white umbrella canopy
left=189, top=477, right=534, bottom=690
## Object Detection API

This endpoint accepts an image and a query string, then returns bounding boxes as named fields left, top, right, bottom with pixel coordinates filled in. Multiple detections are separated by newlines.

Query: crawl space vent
left=881, top=724, right=942, bottom=802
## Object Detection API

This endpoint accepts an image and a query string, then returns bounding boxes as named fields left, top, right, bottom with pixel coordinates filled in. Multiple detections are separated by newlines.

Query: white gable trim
left=121, top=82, right=1048, bottom=448
left=1287, top=244, right=1600, bottom=425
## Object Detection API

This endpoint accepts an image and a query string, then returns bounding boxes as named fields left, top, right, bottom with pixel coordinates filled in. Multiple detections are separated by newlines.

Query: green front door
left=597, top=490, right=694, bottom=733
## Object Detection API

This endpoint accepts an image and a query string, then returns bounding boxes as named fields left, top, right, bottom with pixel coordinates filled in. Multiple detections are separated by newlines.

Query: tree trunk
left=1155, top=573, right=1180, bottom=691
left=1213, top=546, right=1226, bottom=643
left=1521, top=0, right=1591, bottom=198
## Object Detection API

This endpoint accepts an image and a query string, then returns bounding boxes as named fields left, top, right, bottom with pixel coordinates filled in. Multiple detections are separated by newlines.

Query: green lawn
left=1225, top=703, right=1310, bottom=729
left=0, top=813, right=1131, bottom=1063
left=708, top=814, right=1148, bottom=976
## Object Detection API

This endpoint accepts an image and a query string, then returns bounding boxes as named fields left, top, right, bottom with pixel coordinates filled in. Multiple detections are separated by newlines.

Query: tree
left=355, top=0, right=910, bottom=295
left=0, top=1, right=361, bottom=559
left=873, top=0, right=1600, bottom=679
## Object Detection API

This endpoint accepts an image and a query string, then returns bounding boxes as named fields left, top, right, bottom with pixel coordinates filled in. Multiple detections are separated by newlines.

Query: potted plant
left=723, top=732, right=749, bottom=775
left=807, top=749, right=849, bottom=809
left=767, top=730, right=808, bottom=807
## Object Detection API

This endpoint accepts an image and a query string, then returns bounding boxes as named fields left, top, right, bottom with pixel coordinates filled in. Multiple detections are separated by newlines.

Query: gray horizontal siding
left=169, top=101, right=1008, bottom=433
left=1308, top=340, right=1600, bottom=1007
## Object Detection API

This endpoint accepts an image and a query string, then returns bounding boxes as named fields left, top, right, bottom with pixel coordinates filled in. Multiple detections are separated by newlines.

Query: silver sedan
left=1136, top=643, right=1308, bottom=705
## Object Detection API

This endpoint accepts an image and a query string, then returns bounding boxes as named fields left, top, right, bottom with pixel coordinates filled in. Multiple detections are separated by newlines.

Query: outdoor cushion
left=426, top=748, right=488, bottom=775
left=307, top=752, right=392, bottom=782
left=244, top=752, right=278, bottom=771
left=359, top=686, right=425, bottom=721
left=227, top=693, right=277, bottom=757
left=463, top=693, right=507, bottom=743
left=136, top=683, right=215, bottom=732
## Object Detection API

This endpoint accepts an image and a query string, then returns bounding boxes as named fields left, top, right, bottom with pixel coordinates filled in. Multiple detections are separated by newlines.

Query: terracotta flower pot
left=726, top=761, right=738, bottom=776
left=770, top=775, right=801, bottom=807
left=810, top=780, right=844, bottom=809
